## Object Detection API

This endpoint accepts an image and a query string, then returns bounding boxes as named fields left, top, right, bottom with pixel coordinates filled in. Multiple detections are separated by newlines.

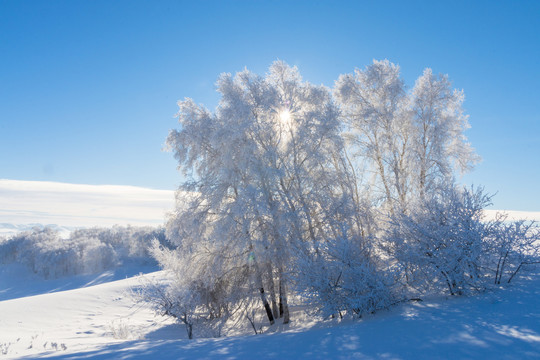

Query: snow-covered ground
left=2, top=181, right=539, bottom=359
left=1, top=264, right=540, bottom=359
left=0, top=268, right=173, bottom=358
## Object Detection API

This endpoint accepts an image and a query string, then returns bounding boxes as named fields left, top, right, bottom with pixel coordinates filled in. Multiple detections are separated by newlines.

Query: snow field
left=1, top=270, right=540, bottom=359
left=0, top=271, right=175, bottom=358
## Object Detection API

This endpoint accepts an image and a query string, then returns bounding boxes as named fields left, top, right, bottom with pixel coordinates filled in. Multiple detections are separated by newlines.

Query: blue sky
left=0, top=0, right=539, bottom=211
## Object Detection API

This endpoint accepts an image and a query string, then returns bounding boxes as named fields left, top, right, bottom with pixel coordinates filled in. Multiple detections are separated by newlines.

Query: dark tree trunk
left=279, top=276, right=290, bottom=324
left=252, top=254, right=274, bottom=325
left=260, top=287, right=275, bottom=325
left=180, top=313, right=193, bottom=339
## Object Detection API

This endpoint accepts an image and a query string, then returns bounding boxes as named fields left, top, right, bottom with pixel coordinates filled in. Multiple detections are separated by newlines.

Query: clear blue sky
left=1, top=0, right=539, bottom=211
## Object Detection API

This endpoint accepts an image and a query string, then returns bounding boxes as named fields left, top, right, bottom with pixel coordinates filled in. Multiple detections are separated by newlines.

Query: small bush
left=484, top=216, right=540, bottom=284
left=387, top=186, right=490, bottom=295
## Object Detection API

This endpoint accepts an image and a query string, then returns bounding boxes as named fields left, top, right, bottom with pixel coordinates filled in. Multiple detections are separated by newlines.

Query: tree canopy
left=143, top=60, right=538, bottom=339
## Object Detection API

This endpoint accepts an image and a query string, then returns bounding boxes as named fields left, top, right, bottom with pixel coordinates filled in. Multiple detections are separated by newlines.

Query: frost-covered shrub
left=484, top=216, right=540, bottom=284
left=0, top=225, right=168, bottom=278
left=387, top=186, right=540, bottom=296
left=0, top=227, right=78, bottom=278
left=76, top=237, right=118, bottom=274
left=138, top=241, right=243, bottom=339
left=70, top=225, right=167, bottom=263
left=0, top=235, right=21, bottom=264
left=32, top=245, right=80, bottom=279
left=296, top=236, right=395, bottom=318
left=387, top=186, right=489, bottom=295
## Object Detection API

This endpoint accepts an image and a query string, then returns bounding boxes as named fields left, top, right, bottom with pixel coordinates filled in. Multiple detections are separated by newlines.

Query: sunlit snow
left=1, top=180, right=540, bottom=358
left=0, top=179, right=174, bottom=237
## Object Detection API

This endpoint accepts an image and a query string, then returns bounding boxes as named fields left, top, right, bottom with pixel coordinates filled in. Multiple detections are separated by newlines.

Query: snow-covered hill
left=0, top=179, right=174, bottom=233
left=1, top=267, right=539, bottom=359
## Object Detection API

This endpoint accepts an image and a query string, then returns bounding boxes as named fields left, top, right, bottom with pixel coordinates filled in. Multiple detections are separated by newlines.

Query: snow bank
left=1, top=270, right=539, bottom=359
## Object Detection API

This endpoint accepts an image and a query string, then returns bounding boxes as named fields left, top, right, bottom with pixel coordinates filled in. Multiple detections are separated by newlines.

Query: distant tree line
left=0, top=225, right=167, bottom=278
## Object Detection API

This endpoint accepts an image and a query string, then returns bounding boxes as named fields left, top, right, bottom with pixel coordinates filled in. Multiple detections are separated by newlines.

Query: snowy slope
left=484, top=209, right=540, bottom=222
left=0, top=270, right=175, bottom=358
left=1, top=269, right=540, bottom=359
left=0, top=179, right=174, bottom=233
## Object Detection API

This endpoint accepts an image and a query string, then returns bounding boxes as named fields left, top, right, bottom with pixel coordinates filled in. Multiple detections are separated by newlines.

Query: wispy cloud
left=0, top=179, right=175, bottom=229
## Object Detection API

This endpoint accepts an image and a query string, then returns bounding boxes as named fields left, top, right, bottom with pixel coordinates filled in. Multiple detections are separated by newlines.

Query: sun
left=275, top=106, right=296, bottom=146
left=278, top=108, right=292, bottom=127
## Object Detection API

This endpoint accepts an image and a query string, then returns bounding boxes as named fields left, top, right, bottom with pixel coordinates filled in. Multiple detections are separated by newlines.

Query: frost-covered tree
left=410, top=69, right=479, bottom=198
left=335, top=60, right=411, bottom=211
left=335, top=60, right=478, bottom=212
left=151, top=59, right=537, bottom=337
left=163, top=61, right=380, bottom=330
